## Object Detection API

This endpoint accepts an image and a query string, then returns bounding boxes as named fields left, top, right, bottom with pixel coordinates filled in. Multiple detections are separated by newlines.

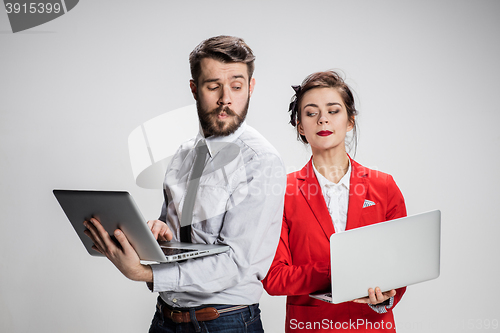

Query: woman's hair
left=189, top=35, right=255, bottom=85
left=288, top=70, right=358, bottom=152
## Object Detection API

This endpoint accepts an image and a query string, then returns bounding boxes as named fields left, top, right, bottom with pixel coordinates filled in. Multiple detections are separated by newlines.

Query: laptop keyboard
left=161, top=248, right=197, bottom=256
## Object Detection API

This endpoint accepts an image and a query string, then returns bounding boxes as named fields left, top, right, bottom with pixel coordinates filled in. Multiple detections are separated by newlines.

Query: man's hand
left=83, top=217, right=153, bottom=282
left=147, top=220, right=173, bottom=242
left=352, top=287, right=396, bottom=305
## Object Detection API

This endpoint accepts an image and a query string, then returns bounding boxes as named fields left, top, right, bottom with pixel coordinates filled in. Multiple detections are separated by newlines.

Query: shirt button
left=172, top=298, right=177, bottom=303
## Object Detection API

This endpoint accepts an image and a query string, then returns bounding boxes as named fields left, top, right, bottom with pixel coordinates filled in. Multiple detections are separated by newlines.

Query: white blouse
left=312, top=159, right=351, bottom=233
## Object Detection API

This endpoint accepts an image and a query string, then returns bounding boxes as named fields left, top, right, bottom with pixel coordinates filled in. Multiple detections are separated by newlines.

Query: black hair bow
left=288, top=85, right=301, bottom=127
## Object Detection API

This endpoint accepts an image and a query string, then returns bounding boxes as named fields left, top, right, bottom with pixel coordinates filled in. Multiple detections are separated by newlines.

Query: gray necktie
left=180, top=141, right=209, bottom=242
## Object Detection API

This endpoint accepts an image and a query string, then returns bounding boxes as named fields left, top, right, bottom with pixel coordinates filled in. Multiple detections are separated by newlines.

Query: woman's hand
left=352, top=287, right=396, bottom=305
left=147, top=220, right=173, bottom=241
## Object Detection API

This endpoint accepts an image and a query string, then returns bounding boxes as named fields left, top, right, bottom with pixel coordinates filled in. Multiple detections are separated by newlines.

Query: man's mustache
left=209, top=105, right=236, bottom=117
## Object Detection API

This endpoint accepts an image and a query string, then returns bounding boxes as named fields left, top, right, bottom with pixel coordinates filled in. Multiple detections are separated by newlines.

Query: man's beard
left=197, top=97, right=249, bottom=137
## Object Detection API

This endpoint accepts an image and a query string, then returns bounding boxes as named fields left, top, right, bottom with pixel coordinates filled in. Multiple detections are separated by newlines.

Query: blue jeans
left=148, top=302, right=264, bottom=333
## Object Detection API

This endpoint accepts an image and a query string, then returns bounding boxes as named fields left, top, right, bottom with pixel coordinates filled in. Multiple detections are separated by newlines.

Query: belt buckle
left=170, top=310, right=183, bottom=323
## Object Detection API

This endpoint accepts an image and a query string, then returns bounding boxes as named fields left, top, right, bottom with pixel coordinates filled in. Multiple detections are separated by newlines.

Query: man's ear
left=249, top=77, right=256, bottom=97
left=190, top=80, right=198, bottom=100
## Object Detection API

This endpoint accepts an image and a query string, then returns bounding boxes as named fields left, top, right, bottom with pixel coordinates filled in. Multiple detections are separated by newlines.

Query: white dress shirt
left=152, top=122, right=286, bottom=308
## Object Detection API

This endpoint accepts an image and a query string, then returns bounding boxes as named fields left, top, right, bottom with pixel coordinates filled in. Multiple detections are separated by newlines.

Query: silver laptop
left=310, top=210, right=441, bottom=304
left=53, top=189, right=229, bottom=263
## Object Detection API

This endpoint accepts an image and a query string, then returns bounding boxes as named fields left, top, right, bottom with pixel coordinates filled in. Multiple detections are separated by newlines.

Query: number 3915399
left=5, top=3, right=62, bottom=14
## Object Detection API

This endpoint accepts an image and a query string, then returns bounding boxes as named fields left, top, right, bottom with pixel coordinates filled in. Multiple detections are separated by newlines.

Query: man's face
left=190, top=58, right=255, bottom=137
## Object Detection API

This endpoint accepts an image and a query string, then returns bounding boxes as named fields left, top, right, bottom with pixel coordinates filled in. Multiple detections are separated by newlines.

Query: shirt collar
left=312, top=159, right=351, bottom=190
left=194, top=121, right=247, bottom=157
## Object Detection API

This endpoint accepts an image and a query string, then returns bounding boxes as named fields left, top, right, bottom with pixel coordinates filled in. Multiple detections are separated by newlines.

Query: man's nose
left=218, top=86, right=232, bottom=106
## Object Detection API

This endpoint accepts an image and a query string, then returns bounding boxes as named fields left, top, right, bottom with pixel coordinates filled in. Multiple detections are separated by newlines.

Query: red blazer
left=263, top=157, right=407, bottom=332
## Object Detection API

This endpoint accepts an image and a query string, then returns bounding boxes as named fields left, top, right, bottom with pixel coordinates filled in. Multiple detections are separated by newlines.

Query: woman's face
left=298, top=87, right=354, bottom=153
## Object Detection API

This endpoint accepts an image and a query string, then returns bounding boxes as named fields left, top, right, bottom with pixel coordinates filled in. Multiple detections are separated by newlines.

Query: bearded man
left=85, top=36, right=286, bottom=333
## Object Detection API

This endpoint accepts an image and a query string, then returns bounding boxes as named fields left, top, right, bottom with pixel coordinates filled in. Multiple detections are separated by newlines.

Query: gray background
left=1, top=1, right=499, bottom=332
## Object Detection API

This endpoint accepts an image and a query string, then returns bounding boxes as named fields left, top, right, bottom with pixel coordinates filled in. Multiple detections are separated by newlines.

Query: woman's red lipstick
left=317, top=130, right=332, bottom=136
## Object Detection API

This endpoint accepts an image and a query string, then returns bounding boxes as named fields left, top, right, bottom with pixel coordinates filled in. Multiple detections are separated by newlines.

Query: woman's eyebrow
left=303, top=103, right=319, bottom=109
left=304, top=102, right=342, bottom=108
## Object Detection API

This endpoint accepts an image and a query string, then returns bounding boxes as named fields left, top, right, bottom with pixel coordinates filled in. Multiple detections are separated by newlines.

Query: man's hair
left=189, top=36, right=255, bottom=85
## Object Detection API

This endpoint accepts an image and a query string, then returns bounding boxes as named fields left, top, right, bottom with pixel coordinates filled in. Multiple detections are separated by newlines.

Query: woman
left=263, top=71, right=406, bottom=332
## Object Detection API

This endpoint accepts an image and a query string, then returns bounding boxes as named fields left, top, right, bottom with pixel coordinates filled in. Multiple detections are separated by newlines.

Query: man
left=84, top=35, right=286, bottom=332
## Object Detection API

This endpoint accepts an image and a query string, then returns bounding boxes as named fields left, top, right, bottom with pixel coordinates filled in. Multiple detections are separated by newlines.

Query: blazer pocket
left=360, top=204, right=384, bottom=226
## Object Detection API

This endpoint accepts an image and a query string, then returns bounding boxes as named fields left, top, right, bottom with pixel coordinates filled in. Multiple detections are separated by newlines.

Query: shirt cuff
left=150, top=263, right=179, bottom=293
left=367, top=296, right=394, bottom=314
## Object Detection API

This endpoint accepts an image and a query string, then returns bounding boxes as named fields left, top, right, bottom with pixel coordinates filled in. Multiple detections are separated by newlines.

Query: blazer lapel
left=346, top=158, right=369, bottom=230
left=297, top=159, right=335, bottom=240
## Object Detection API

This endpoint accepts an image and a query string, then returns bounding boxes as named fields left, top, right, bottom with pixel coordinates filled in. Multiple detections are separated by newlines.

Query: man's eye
left=208, top=86, right=219, bottom=91
left=232, top=86, right=241, bottom=90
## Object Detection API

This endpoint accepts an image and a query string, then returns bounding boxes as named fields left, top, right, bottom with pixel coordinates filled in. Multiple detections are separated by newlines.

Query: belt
left=157, top=299, right=250, bottom=324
